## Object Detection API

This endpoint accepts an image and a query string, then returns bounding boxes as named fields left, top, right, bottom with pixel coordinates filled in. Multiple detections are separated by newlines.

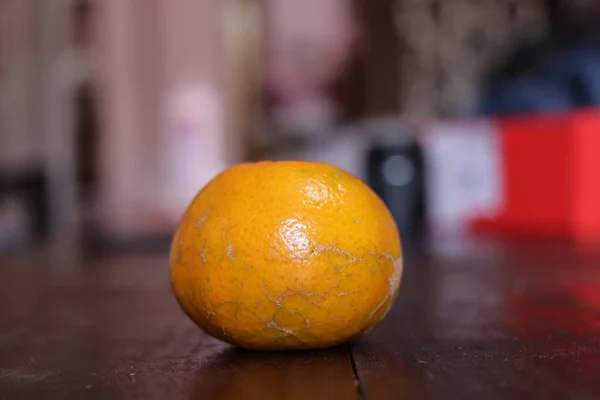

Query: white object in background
left=421, top=119, right=504, bottom=235
left=272, top=131, right=368, bottom=180
left=272, top=94, right=339, bottom=137
left=159, top=83, right=227, bottom=222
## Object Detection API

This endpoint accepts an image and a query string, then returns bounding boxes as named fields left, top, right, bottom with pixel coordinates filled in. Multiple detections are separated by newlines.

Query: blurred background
left=2, top=0, right=600, bottom=256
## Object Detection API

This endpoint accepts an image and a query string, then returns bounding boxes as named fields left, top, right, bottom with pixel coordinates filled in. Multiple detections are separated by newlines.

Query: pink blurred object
left=263, top=0, right=359, bottom=135
left=264, top=0, right=359, bottom=104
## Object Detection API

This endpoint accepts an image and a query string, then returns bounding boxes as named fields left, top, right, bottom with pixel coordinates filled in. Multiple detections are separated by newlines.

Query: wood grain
left=0, top=251, right=357, bottom=400
left=352, top=241, right=600, bottom=400
left=2, top=240, right=600, bottom=399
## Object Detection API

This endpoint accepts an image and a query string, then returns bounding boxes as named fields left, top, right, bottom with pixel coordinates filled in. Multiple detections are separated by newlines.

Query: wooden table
left=1, top=239, right=600, bottom=399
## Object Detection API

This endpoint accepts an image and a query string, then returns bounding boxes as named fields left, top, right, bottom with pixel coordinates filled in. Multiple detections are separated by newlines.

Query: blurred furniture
left=2, top=240, right=600, bottom=398
left=0, top=169, right=48, bottom=251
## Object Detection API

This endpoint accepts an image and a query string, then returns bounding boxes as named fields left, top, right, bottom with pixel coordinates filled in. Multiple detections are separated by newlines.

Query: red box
left=471, top=109, right=600, bottom=242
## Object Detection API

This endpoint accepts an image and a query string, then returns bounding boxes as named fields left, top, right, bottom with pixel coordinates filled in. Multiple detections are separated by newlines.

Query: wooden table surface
left=1, top=239, right=600, bottom=399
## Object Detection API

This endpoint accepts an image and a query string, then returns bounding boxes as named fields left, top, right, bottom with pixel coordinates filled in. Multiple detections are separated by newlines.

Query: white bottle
left=158, top=82, right=227, bottom=223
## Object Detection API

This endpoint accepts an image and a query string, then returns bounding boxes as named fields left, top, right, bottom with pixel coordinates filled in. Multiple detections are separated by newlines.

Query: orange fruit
left=170, top=161, right=403, bottom=350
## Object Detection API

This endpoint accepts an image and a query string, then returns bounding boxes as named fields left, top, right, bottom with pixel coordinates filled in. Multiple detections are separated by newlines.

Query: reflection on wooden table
left=1, top=240, right=600, bottom=399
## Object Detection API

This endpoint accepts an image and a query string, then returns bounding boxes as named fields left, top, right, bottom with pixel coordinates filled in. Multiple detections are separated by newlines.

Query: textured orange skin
left=170, top=161, right=403, bottom=350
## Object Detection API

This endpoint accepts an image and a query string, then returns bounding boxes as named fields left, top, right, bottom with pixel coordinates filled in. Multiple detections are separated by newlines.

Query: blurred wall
left=0, top=0, right=41, bottom=172
left=40, top=0, right=79, bottom=234
left=96, top=0, right=229, bottom=238
left=96, top=0, right=159, bottom=237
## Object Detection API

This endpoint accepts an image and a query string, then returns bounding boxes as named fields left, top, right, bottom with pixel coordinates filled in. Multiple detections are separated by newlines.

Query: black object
left=0, top=169, right=49, bottom=241
left=367, top=141, right=425, bottom=247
